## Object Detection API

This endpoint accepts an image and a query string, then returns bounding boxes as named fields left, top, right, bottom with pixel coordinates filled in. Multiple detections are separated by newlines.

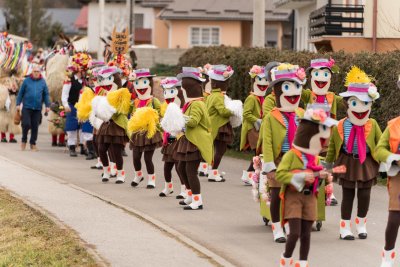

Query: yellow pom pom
left=75, top=87, right=94, bottom=122
left=160, top=102, right=168, bottom=117
left=106, top=88, right=132, bottom=114
left=345, top=66, right=371, bottom=86
left=127, top=107, right=159, bottom=139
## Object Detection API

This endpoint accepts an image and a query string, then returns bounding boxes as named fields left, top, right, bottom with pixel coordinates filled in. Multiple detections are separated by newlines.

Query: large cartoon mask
left=97, top=66, right=122, bottom=92
left=132, top=68, right=156, bottom=101
left=177, top=67, right=206, bottom=102
left=310, top=68, right=331, bottom=95
left=207, top=65, right=234, bottom=92
left=161, top=77, right=183, bottom=107
left=249, top=65, right=268, bottom=97
left=346, top=96, right=372, bottom=126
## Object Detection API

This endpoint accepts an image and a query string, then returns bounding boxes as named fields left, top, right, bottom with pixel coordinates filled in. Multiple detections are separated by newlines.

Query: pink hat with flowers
left=306, top=57, right=338, bottom=73
left=269, top=63, right=307, bottom=87
left=207, top=64, right=234, bottom=81
left=160, top=77, right=181, bottom=89
left=301, top=104, right=338, bottom=127
left=249, top=65, right=266, bottom=79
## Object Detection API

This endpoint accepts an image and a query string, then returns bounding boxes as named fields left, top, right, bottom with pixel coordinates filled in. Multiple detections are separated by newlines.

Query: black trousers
left=21, top=108, right=41, bottom=145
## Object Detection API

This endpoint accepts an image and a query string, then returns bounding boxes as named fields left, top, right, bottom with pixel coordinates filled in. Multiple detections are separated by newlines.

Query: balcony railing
left=309, top=4, right=364, bottom=38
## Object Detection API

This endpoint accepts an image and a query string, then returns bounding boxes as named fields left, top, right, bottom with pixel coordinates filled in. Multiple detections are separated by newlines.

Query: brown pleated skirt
left=173, top=135, right=202, bottom=162
left=215, top=122, right=234, bottom=144
left=334, top=152, right=378, bottom=189
left=161, top=140, right=177, bottom=163
left=130, top=131, right=162, bottom=152
left=246, top=128, right=259, bottom=150
left=97, top=120, right=129, bottom=145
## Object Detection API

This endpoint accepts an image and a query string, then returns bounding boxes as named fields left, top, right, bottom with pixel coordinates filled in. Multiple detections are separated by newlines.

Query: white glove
left=183, top=115, right=191, bottom=123
left=254, top=119, right=262, bottom=131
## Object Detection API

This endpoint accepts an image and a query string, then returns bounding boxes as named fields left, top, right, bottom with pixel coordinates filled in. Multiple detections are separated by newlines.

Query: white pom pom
left=92, top=96, right=116, bottom=122
left=161, top=103, right=186, bottom=136
left=89, top=111, right=104, bottom=130
left=224, top=95, right=243, bottom=128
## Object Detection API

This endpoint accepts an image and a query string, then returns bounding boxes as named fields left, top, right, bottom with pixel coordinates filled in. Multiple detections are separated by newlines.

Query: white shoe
left=101, top=166, right=111, bottom=182
left=179, top=190, right=192, bottom=206
left=110, top=162, right=117, bottom=177
left=184, top=194, right=203, bottom=210
left=131, top=170, right=144, bottom=187
left=176, top=184, right=187, bottom=199
left=147, top=174, right=156, bottom=189
left=272, top=222, right=286, bottom=243
left=294, top=260, right=308, bottom=267
left=115, top=170, right=125, bottom=184
left=381, top=248, right=396, bottom=267
left=339, top=219, right=355, bottom=240
left=279, top=253, right=293, bottom=267
left=208, top=169, right=225, bottom=182
left=159, top=182, right=173, bottom=197
left=241, top=170, right=253, bottom=185
left=198, top=162, right=208, bottom=176
left=355, top=216, right=368, bottom=239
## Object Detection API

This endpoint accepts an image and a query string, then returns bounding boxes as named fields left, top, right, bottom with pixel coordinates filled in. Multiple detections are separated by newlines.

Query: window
left=134, top=14, right=144, bottom=29
left=265, top=28, right=278, bottom=48
left=190, top=27, right=220, bottom=46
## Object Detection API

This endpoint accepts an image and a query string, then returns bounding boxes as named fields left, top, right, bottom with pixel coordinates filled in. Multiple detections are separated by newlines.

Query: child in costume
left=129, top=68, right=162, bottom=189
left=206, top=65, right=235, bottom=182
left=278, top=106, right=337, bottom=267
left=261, top=63, right=306, bottom=242
left=159, top=77, right=187, bottom=198
left=173, top=67, right=213, bottom=210
left=240, top=65, right=269, bottom=185
left=325, top=66, right=381, bottom=240
left=302, top=58, right=342, bottom=206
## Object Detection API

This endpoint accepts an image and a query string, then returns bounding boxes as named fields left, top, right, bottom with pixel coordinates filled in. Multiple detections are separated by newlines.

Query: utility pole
left=27, top=0, right=32, bottom=40
left=252, top=0, right=265, bottom=47
left=98, top=0, right=105, bottom=59
left=126, top=0, right=130, bottom=34
left=131, top=0, right=135, bottom=45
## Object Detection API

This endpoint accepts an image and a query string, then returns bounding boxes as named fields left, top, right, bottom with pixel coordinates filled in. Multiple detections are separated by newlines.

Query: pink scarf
left=316, top=95, right=325, bottom=103
left=347, top=125, right=367, bottom=164
left=305, top=154, right=323, bottom=195
left=138, top=99, right=151, bottom=108
left=257, top=95, right=265, bottom=117
left=162, top=132, right=170, bottom=146
left=283, top=112, right=297, bottom=148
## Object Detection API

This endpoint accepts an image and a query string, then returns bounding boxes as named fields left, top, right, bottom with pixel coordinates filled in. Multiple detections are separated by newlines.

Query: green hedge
left=178, top=46, right=400, bottom=150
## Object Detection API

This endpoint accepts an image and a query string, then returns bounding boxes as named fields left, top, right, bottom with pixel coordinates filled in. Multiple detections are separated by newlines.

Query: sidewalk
left=0, top=156, right=215, bottom=267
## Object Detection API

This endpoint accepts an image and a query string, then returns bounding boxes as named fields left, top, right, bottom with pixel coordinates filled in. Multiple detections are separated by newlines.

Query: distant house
left=158, top=0, right=293, bottom=49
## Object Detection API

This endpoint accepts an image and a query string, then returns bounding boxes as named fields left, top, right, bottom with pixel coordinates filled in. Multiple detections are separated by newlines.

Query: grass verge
left=225, top=149, right=253, bottom=161
left=0, top=189, right=98, bottom=266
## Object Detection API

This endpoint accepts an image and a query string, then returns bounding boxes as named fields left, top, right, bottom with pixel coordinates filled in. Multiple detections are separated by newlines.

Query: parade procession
left=3, top=0, right=400, bottom=266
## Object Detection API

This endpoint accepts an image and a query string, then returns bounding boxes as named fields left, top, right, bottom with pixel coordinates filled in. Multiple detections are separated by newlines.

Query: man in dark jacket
left=16, top=65, right=50, bottom=151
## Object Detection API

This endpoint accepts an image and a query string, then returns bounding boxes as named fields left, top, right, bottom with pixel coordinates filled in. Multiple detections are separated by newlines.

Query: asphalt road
left=0, top=121, right=396, bottom=267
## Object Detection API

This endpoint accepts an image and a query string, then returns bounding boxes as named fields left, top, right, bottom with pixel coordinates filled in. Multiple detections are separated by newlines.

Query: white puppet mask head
left=134, top=77, right=152, bottom=100
left=163, top=87, right=180, bottom=105
left=346, top=96, right=372, bottom=126
left=310, top=68, right=332, bottom=95
left=276, top=81, right=302, bottom=112
left=253, top=76, right=269, bottom=97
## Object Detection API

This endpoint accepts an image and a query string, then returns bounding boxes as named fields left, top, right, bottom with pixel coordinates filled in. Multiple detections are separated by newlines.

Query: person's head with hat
left=108, top=55, right=133, bottom=85
left=131, top=68, right=156, bottom=100
left=249, top=65, right=268, bottom=97
left=160, top=77, right=184, bottom=108
left=177, top=67, right=205, bottom=103
left=340, top=66, right=379, bottom=126
left=207, top=64, right=234, bottom=93
left=269, top=63, right=306, bottom=112
left=97, top=65, right=122, bottom=92
left=307, top=57, right=338, bottom=97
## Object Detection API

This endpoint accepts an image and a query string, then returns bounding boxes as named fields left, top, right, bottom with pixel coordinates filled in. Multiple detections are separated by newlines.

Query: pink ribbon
left=283, top=112, right=297, bottom=148
left=311, top=62, right=330, bottom=68
left=348, top=86, right=368, bottom=93
left=183, top=71, right=201, bottom=77
left=347, top=125, right=367, bottom=164
left=136, top=72, right=151, bottom=77
left=275, top=72, right=297, bottom=79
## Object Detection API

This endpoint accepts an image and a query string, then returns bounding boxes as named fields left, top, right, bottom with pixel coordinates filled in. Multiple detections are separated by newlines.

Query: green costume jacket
left=240, top=94, right=262, bottom=150
left=376, top=116, right=400, bottom=175
left=301, top=89, right=343, bottom=119
left=257, top=93, right=276, bottom=150
left=184, top=100, right=213, bottom=164
left=325, top=118, right=382, bottom=163
left=206, top=88, right=233, bottom=140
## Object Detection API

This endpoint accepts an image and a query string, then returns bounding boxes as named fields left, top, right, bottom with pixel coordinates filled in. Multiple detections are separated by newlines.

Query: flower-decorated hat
left=269, top=63, right=307, bottom=87
left=160, top=77, right=181, bottom=89
left=339, top=66, right=379, bottom=102
left=108, top=55, right=132, bottom=78
left=129, top=68, right=156, bottom=81
left=207, top=64, right=234, bottom=81
left=177, top=67, right=206, bottom=82
left=306, top=57, right=338, bottom=73
left=69, top=52, right=92, bottom=72
left=249, top=65, right=266, bottom=79
left=264, top=61, right=280, bottom=82
left=97, top=66, right=121, bottom=79
left=301, top=104, right=338, bottom=127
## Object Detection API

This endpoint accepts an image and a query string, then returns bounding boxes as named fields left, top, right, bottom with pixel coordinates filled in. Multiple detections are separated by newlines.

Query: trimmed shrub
left=178, top=46, right=400, bottom=150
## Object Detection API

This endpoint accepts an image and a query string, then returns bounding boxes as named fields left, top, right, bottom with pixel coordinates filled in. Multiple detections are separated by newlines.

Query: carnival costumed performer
left=278, top=106, right=338, bottom=267
left=159, top=77, right=187, bottom=198
left=206, top=64, right=235, bottom=182
left=129, top=68, right=162, bottom=189
left=261, top=63, right=306, bottom=243
left=62, top=52, right=92, bottom=157
left=173, top=67, right=213, bottom=210
left=303, top=57, right=342, bottom=206
left=240, top=65, right=269, bottom=185
left=0, top=70, right=21, bottom=143
left=326, top=66, right=381, bottom=240
left=92, top=66, right=131, bottom=184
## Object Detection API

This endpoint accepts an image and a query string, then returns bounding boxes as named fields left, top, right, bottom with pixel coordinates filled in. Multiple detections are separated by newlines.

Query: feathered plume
left=161, top=103, right=186, bottom=136
left=75, top=87, right=94, bottom=122
left=106, top=88, right=131, bottom=114
left=224, top=95, right=243, bottom=128
left=127, top=107, right=159, bottom=139
left=345, top=66, right=372, bottom=86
